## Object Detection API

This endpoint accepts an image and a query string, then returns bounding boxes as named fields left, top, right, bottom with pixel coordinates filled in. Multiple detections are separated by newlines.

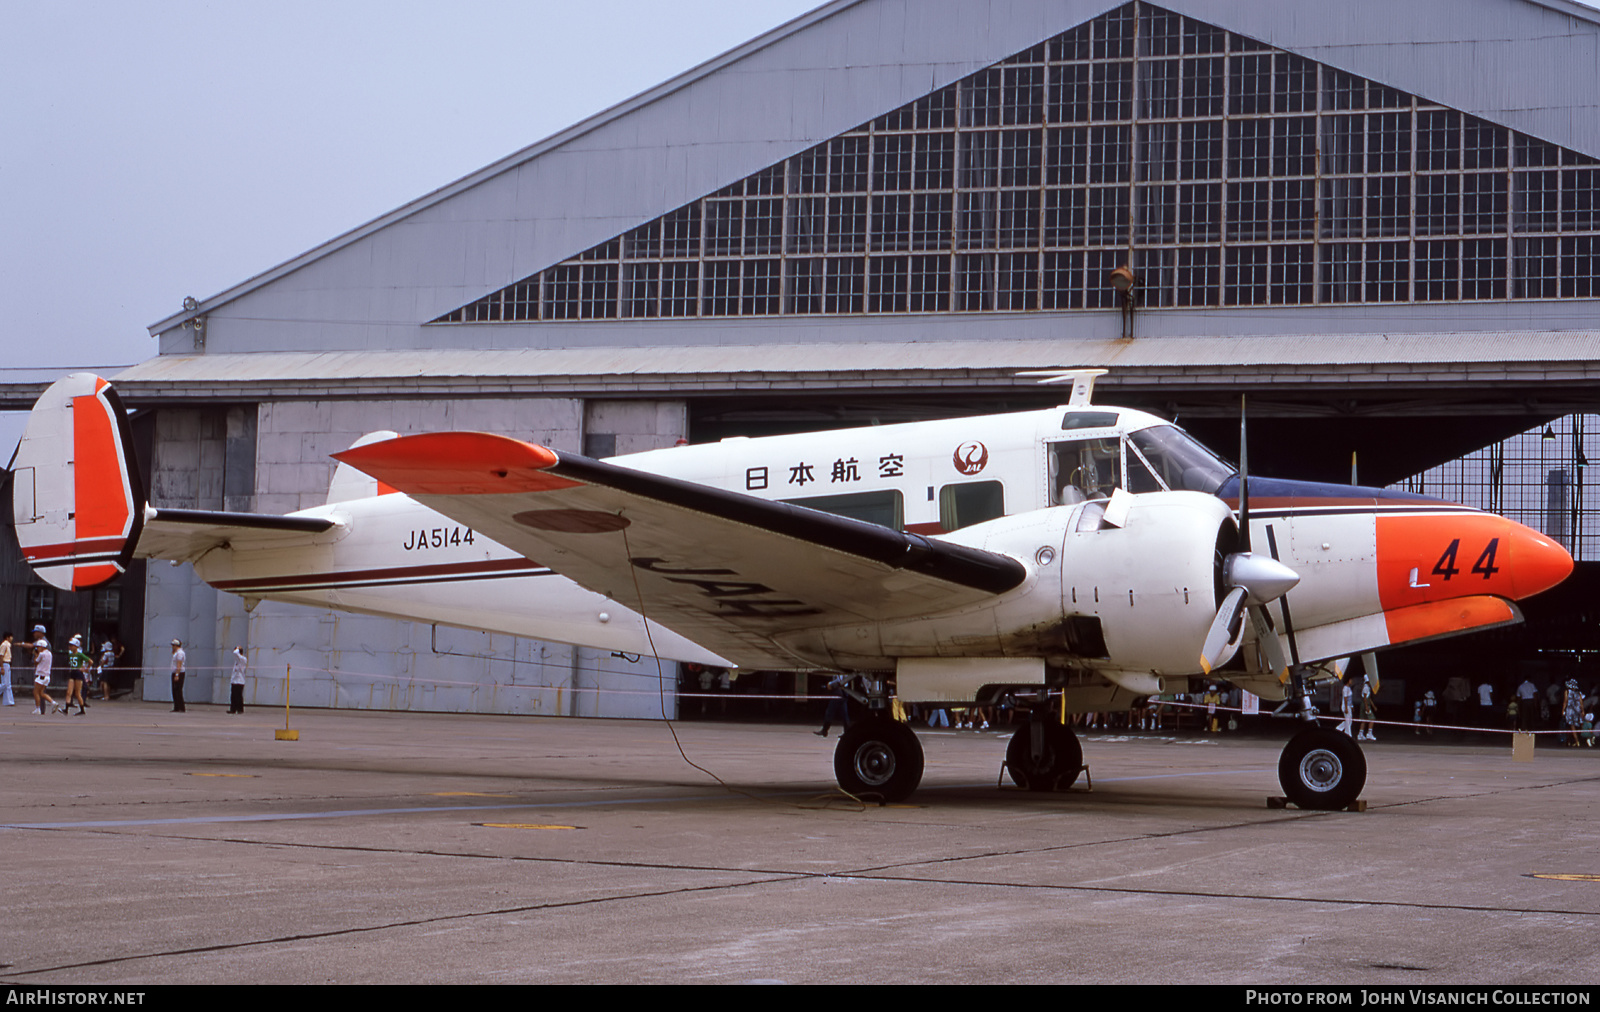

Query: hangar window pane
left=1175, top=247, right=1219, bottom=306
left=623, top=264, right=659, bottom=318
left=1416, top=175, right=1460, bottom=235
left=1562, top=169, right=1600, bottom=230
left=705, top=200, right=742, bottom=256
left=915, top=132, right=955, bottom=190
left=997, top=252, right=1038, bottom=310
left=1461, top=238, right=1507, bottom=299
left=1272, top=179, right=1315, bottom=240
left=911, top=193, right=952, bottom=250
left=1003, top=65, right=1045, bottom=125
left=436, top=1, right=1600, bottom=327
left=1273, top=53, right=1314, bottom=114
left=1415, top=240, right=1459, bottom=301
left=1229, top=53, right=1273, bottom=116
left=1139, top=6, right=1181, bottom=57
left=1223, top=245, right=1269, bottom=305
left=1176, top=183, right=1221, bottom=242
left=873, top=194, right=912, bottom=251
left=1045, top=127, right=1089, bottom=186
left=661, top=262, right=699, bottom=316
left=1138, top=58, right=1180, bottom=120
left=743, top=259, right=781, bottom=315
left=662, top=207, right=701, bottom=258
left=703, top=261, right=740, bottom=316
left=998, top=190, right=1039, bottom=248
left=873, top=134, right=914, bottom=192
left=1365, top=242, right=1409, bottom=302
left=1181, top=56, right=1224, bottom=118
left=823, top=257, right=864, bottom=313
left=1322, top=242, right=1362, bottom=303
left=1513, top=237, right=1559, bottom=299
left=909, top=255, right=951, bottom=311
left=956, top=253, right=994, bottom=310
left=1179, top=119, right=1222, bottom=180
left=1462, top=173, right=1507, bottom=234
left=1514, top=171, right=1560, bottom=232
left=1269, top=245, right=1315, bottom=304
left=1562, top=236, right=1600, bottom=298
left=868, top=256, right=908, bottom=313
left=1417, top=110, right=1460, bottom=171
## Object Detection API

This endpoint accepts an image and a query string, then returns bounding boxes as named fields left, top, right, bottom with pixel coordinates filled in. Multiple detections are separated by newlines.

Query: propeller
left=1198, top=395, right=1301, bottom=674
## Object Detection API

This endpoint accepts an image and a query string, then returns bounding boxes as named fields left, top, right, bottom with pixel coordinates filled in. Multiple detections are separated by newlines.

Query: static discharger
left=274, top=663, right=300, bottom=742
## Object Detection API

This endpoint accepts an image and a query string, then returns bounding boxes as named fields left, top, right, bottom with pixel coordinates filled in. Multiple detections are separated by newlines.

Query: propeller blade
left=1248, top=605, right=1291, bottom=685
left=1238, top=394, right=1251, bottom=555
left=1200, top=586, right=1248, bottom=673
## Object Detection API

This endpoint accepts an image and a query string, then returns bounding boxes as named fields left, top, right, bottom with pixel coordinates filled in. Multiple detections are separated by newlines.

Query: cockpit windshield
left=1127, top=425, right=1236, bottom=495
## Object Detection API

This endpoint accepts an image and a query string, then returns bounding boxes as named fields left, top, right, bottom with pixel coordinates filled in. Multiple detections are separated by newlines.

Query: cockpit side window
left=1047, top=437, right=1122, bottom=505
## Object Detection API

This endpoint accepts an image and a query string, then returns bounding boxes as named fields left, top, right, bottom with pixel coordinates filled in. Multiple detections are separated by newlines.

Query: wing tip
left=333, top=432, right=575, bottom=495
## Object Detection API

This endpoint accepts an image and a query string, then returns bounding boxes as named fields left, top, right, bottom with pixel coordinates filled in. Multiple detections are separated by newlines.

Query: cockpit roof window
left=1061, top=410, right=1119, bottom=431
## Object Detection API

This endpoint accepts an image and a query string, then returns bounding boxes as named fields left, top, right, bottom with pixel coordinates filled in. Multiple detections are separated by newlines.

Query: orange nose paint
left=1376, top=511, right=1573, bottom=612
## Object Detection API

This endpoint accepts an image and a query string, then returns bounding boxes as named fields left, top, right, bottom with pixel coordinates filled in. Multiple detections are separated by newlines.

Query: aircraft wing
left=133, top=508, right=339, bottom=565
left=336, top=433, right=1027, bottom=668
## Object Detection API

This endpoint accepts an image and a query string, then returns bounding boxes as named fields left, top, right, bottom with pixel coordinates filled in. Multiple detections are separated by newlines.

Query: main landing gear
left=833, top=717, right=924, bottom=801
left=1005, top=718, right=1083, bottom=791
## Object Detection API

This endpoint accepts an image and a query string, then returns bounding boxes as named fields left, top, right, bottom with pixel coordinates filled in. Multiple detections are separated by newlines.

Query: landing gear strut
left=834, top=718, right=924, bottom=801
left=1005, top=718, right=1083, bottom=791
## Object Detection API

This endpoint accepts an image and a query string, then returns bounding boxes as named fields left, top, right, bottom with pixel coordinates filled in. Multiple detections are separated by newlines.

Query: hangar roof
left=111, top=330, right=1600, bottom=401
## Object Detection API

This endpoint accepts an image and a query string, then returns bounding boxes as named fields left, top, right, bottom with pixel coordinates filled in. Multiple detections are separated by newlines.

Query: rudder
left=11, top=373, right=145, bottom=590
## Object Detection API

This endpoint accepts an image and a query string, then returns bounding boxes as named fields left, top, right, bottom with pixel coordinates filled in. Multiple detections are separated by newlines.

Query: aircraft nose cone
left=1508, top=522, right=1574, bottom=600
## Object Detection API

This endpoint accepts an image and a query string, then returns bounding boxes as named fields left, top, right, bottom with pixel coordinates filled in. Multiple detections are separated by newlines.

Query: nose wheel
left=1278, top=725, right=1366, bottom=810
left=834, top=717, right=924, bottom=802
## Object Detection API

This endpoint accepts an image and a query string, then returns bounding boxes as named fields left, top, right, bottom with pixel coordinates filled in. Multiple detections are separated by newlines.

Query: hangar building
left=12, top=0, right=1600, bottom=716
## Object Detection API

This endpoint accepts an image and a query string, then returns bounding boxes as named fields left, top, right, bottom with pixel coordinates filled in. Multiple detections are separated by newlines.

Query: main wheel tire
left=834, top=717, right=924, bottom=802
left=1006, top=721, right=1083, bottom=791
left=1278, top=725, right=1366, bottom=810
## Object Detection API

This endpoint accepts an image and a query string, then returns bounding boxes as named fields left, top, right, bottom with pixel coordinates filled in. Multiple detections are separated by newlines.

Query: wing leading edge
left=335, top=432, right=1027, bottom=669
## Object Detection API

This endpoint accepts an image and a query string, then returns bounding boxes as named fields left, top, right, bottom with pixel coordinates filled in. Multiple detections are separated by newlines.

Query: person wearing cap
left=227, top=647, right=248, bottom=714
left=31, top=632, right=64, bottom=715
left=1, top=632, right=14, bottom=707
left=62, top=634, right=92, bottom=715
left=170, top=639, right=187, bottom=713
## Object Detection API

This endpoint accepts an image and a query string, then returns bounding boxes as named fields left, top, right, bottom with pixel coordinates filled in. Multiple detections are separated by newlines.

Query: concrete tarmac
left=3, top=701, right=1598, bottom=985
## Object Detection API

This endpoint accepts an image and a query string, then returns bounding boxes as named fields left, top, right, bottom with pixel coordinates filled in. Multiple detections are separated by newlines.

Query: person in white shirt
left=227, top=647, right=248, bottom=714
left=170, top=639, right=187, bottom=713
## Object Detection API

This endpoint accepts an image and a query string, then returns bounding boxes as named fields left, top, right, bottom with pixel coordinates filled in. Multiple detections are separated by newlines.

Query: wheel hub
left=853, top=741, right=896, bottom=786
left=1299, top=748, right=1343, bottom=792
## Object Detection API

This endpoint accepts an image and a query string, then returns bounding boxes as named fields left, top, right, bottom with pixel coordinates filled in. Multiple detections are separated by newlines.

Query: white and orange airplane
left=11, top=371, right=1573, bottom=808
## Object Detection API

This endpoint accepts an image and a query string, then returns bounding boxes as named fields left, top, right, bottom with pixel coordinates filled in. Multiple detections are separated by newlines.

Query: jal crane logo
left=953, top=440, right=988, bottom=475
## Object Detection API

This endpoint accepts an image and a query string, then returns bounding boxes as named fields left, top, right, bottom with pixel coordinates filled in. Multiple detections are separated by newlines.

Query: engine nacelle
left=779, top=491, right=1234, bottom=680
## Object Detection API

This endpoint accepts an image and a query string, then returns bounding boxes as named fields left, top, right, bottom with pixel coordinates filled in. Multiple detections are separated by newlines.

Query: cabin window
left=940, top=481, right=1005, bottom=531
left=1047, top=438, right=1122, bottom=504
left=784, top=489, right=904, bottom=530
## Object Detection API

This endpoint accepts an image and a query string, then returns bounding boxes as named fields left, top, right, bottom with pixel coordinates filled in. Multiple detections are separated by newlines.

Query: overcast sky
left=0, top=0, right=821, bottom=376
